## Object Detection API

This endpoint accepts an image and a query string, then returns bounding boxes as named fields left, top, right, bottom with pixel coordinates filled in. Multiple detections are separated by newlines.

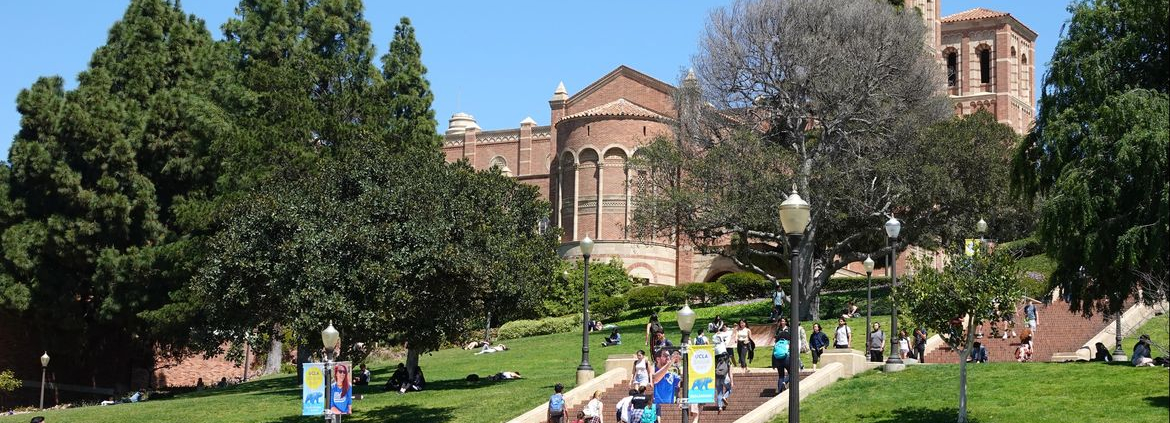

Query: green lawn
left=0, top=300, right=794, bottom=423
left=1124, top=312, right=1170, bottom=357
left=791, top=361, right=1169, bottom=423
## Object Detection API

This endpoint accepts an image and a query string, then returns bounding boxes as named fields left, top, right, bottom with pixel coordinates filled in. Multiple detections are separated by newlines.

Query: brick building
left=441, top=1, right=1037, bottom=285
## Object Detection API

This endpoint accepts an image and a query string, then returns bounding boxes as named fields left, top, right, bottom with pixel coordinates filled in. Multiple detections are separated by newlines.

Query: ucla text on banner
left=302, top=363, right=325, bottom=416
left=687, top=344, right=716, bottom=404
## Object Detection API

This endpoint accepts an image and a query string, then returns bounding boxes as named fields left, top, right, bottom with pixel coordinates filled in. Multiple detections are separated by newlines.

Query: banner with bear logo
left=687, top=344, right=715, bottom=403
left=302, top=363, right=326, bottom=415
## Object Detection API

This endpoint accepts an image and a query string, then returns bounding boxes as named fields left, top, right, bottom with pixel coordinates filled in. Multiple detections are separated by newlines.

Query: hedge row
left=497, top=314, right=581, bottom=340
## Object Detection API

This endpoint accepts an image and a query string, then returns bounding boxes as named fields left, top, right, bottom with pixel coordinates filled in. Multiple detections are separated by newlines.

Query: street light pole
left=884, top=217, right=904, bottom=370
left=863, top=256, right=875, bottom=344
left=39, top=352, right=49, bottom=410
left=577, top=237, right=596, bottom=384
left=321, top=322, right=340, bottom=423
left=1113, top=313, right=1128, bottom=361
left=779, top=188, right=810, bottom=423
left=677, top=304, right=696, bottom=423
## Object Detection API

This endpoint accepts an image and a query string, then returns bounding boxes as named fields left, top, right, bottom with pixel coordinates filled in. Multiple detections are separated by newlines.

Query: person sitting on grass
left=384, top=363, right=408, bottom=392
left=1016, top=337, right=1034, bottom=362
left=602, top=328, right=622, bottom=347
left=1094, top=342, right=1112, bottom=362
left=353, top=364, right=371, bottom=385
left=1133, top=334, right=1155, bottom=367
left=841, top=301, right=859, bottom=319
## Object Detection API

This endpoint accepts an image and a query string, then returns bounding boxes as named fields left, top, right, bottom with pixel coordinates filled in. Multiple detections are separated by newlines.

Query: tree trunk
left=405, top=347, right=421, bottom=382
left=296, top=342, right=311, bottom=383
left=264, top=323, right=283, bottom=375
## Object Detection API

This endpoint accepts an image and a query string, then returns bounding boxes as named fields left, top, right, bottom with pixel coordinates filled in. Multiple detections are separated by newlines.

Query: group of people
left=549, top=346, right=688, bottom=423
left=382, top=363, right=426, bottom=394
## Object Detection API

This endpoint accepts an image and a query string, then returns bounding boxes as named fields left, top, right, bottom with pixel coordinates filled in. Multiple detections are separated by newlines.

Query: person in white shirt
left=616, top=388, right=637, bottom=423
left=583, top=390, right=603, bottom=421
left=834, top=318, right=852, bottom=349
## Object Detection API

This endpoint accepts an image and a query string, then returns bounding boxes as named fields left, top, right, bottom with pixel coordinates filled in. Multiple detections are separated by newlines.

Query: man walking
left=868, top=323, right=885, bottom=362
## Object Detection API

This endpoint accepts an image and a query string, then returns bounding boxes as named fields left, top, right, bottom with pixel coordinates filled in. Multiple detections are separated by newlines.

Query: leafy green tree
left=371, top=17, right=442, bottom=156
left=543, top=259, right=635, bottom=317
left=898, top=251, right=1023, bottom=423
left=1012, top=0, right=1168, bottom=315
left=0, top=0, right=227, bottom=385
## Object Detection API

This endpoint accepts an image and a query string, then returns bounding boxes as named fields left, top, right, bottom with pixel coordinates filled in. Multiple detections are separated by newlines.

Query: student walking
left=834, top=318, right=852, bottom=349
left=867, top=323, right=885, bottom=362
left=547, top=383, right=566, bottom=423
left=809, top=323, right=829, bottom=369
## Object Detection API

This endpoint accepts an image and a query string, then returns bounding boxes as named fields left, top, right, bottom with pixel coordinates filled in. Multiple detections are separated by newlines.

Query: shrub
left=497, top=314, right=581, bottom=340
left=592, top=296, right=629, bottom=320
left=627, top=285, right=672, bottom=310
left=280, top=363, right=297, bottom=374
left=704, top=282, right=730, bottom=304
left=543, top=259, right=634, bottom=317
left=997, top=236, right=1043, bottom=257
left=717, top=272, right=770, bottom=299
left=664, top=287, right=688, bottom=306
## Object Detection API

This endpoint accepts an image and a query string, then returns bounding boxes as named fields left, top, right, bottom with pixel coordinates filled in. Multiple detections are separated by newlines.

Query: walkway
left=925, top=300, right=1112, bottom=363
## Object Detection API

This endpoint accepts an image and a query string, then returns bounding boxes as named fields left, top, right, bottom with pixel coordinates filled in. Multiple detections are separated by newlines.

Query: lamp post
left=976, top=218, right=988, bottom=254
left=577, top=236, right=595, bottom=385
left=321, top=322, right=341, bottom=423
left=863, top=256, right=875, bottom=342
left=779, top=188, right=810, bottom=423
left=884, top=217, right=905, bottom=370
left=38, top=352, right=48, bottom=411
left=1113, top=312, right=1128, bottom=361
left=677, top=303, right=696, bottom=423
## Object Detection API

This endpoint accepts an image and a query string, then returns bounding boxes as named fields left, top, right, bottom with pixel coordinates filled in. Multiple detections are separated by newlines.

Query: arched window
left=977, top=45, right=992, bottom=84
left=944, top=49, right=959, bottom=87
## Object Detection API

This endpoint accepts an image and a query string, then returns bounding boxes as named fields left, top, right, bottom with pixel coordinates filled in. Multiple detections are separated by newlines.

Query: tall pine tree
left=1, top=0, right=228, bottom=386
left=373, top=17, right=442, bottom=156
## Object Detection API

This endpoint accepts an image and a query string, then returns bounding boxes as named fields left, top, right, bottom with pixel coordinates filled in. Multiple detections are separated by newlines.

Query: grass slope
left=791, top=361, right=1169, bottom=423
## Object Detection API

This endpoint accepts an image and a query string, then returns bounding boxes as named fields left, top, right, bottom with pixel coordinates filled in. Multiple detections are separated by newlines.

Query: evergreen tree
left=373, top=17, right=442, bottom=156
left=1, top=0, right=226, bottom=384
left=1012, top=0, right=1168, bottom=314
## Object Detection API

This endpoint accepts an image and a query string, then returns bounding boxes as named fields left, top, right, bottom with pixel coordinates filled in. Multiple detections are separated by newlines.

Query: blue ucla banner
left=302, top=363, right=325, bottom=416
left=687, top=344, right=716, bottom=404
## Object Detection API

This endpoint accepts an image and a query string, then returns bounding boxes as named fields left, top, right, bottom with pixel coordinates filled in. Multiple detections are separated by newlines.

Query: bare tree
left=629, top=0, right=1007, bottom=319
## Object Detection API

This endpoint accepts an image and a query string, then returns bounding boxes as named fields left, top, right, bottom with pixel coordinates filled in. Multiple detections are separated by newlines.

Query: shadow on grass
left=1145, top=395, right=1169, bottom=409
left=855, top=407, right=981, bottom=423
left=266, top=403, right=456, bottom=423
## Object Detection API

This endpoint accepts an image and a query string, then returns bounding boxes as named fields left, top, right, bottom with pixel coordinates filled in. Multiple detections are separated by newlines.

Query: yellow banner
left=687, top=344, right=715, bottom=403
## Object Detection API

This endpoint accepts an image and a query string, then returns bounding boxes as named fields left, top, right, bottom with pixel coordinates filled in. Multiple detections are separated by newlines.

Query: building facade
left=441, top=1, right=1037, bottom=285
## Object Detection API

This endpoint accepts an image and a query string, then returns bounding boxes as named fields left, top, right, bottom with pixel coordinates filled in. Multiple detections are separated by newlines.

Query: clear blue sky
left=0, top=0, right=1073, bottom=160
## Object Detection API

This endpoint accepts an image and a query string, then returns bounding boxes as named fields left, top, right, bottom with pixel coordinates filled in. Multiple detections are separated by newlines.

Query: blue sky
left=0, top=0, right=1073, bottom=160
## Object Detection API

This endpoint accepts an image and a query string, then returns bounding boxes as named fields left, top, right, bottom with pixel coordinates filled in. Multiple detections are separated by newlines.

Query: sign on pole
left=964, top=239, right=979, bottom=256
left=330, top=361, right=354, bottom=415
left=687, top=344, right=716, bottom=404
left=302, top=363, right=325, bottom=416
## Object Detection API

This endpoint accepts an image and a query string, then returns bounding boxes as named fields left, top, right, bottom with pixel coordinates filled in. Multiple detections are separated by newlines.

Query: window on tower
left=979, top=47, right=991, bottom=84
left=946, top=51, right=958, bottom=87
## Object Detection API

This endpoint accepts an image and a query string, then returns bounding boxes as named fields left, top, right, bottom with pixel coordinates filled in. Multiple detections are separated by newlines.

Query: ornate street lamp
left=321, top=322, right=341, bottom=423
left=38, top=352, right=48, bottom=411
left=779, top=188, right=810, bottom=423
left=577, top=236, right=595, bottom=384
left=884, top=217, right=904, bottom=369
left=864, top=255, right=875, bottom=342
left=677, top=303, right=696, bottom=423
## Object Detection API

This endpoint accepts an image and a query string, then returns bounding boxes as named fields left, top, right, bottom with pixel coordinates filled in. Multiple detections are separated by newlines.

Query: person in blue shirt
left=652, top=349, right=681, bottom=404
left=602, top=328, right=622, bottom=346
left=330, top=364, right=352, bottom=414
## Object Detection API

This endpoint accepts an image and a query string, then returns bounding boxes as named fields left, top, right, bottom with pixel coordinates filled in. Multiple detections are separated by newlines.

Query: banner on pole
left=330, top=361, right=353, bottom=415
left=302, top=363, right=325, bottom=416
left=687, top=344, right=716, bottom=404
left=964, top=239, right=979, bottom=256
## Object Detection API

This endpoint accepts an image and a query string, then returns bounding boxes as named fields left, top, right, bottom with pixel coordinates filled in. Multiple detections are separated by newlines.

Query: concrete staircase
left=925, top=300, right=1111, bottom=363
left=556, top=370, right=808, bottom=423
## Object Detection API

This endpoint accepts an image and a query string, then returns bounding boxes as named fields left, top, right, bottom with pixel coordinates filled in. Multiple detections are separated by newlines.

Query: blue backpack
left=773, top=338, right=790, bottom=359
left=640, top=404, right=657, bottom=423
left=549, top=393, right=564, bottom=413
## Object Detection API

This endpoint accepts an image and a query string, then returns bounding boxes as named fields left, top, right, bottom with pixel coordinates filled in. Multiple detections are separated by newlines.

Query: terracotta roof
left=560, top=98, right=668, bottom=122
left=941, top=7, right=1010, bottom=23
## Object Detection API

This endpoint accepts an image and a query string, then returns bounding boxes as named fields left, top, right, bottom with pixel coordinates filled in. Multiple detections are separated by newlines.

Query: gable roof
left=560, top=98, right=670, bottom=122
left=567, top=65, right=675, bottom=107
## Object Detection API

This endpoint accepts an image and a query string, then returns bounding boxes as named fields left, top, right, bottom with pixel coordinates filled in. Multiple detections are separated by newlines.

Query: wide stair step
left=554, top=371, right=808, bottom=423
left=925, top=299, right=1120, bottom=363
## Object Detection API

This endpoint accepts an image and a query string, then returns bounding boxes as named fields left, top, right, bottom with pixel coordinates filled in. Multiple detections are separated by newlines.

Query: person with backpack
left=867, top=323, right=885, bottom=362
left=714, top=352, right=733, bottom=412
left=773, top=328, right=792, bottom=394
left=770, top=285, right=786, bottom=322
left=548, top=383, right=566, bottom=423
left=616, top=388, right=637, bottom=423
left=646, top=313, right=663, bottom=346
left=627, top=386, right=650, bottom=422
left=834, top=318, right=852, bottom=349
